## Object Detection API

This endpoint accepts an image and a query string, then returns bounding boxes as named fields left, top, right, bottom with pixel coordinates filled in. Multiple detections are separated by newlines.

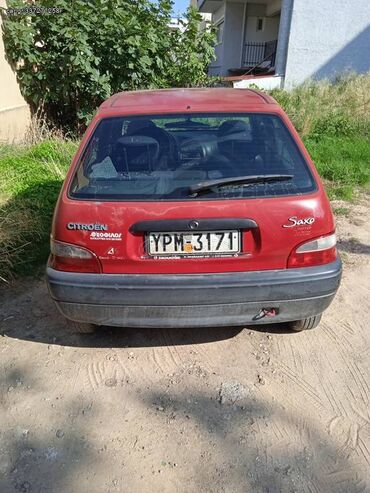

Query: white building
left=169, top=17, right=187, bottom=31
left=195, top=0, right=370, bottom=89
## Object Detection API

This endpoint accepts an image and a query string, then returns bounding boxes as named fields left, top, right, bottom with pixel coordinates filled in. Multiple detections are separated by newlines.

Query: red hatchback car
left=47, top=88, right=341, bottom=333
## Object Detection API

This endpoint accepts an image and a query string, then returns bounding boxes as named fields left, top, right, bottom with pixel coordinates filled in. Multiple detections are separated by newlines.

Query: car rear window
left=69, top=113, right=316, bottom=200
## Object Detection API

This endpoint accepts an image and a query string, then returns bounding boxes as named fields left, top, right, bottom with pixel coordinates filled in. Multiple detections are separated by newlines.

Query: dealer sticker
left=90, top=232, right=122, bottom=241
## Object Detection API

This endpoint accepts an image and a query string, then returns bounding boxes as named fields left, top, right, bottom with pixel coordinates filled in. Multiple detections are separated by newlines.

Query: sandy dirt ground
left=0, top=199, right=369, bottom=493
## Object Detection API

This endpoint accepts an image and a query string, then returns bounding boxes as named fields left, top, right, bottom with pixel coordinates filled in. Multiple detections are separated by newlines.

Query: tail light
left=288, top=233, right=337, bottom=268
left=49, top=238, right=101, bottom=273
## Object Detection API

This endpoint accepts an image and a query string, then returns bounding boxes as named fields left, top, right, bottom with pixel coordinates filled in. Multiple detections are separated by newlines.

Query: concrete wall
left=212, top=2, right=225, bottom=24
left=209, top=2, right=246, bottom=76
left=284, top=0, right=370, bottom=87
left=209, top=3, right=226, bottom=75
left=234, top=75, right=282, bottom=89
left=222, top=2, right=245, bottom=71
left=244, top=14, right=280, bottom=43
left=244, top=3, right=280, bottom=43
left=0, top=0, right=30, bottom=142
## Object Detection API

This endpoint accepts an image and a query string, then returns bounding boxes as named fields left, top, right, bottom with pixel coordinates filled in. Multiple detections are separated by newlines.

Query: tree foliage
left=1, top=0, right=216, bottom=132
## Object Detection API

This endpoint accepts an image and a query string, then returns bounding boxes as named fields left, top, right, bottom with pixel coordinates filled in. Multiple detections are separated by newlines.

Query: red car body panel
left=51, top=88, right=334, bottom=275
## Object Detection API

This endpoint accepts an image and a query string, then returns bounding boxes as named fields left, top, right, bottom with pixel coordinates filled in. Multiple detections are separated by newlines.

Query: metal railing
left=243, top=39, right=278, bottom=68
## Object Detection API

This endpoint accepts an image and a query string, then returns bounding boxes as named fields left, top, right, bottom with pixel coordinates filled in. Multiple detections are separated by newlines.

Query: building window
left=216, top=20, right=224, bottom=44
left=256, top=17, right=265, bottom=31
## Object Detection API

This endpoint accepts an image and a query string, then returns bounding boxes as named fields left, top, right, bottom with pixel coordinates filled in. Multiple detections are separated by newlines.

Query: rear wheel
left=66, top=319, right=96, bottom=334
left=289, top=314, right=322, bottom=332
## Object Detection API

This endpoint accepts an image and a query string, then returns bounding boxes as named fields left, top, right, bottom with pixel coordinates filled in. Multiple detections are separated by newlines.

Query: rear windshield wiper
left=189, top=174, right=294, bottom=196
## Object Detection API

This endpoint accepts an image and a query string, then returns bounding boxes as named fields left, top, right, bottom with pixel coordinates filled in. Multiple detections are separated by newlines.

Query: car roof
left=97, top=87, right=279, bottom=117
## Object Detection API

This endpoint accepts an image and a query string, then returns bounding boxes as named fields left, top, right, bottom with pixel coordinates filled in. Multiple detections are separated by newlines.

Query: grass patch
left=270, top=73, right=370, bottom=139
left=0, top=140, right=77, bottom=280
left=269, top=74, right=370, bottom=199
left=304, top=136, right=370, bottom=199
left=332, top=206, right=350, bottom=217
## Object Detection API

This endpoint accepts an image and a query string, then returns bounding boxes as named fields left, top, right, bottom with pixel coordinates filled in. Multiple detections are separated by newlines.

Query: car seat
left=111, top=135, right=160, bottom=174
left=218, top=120, right=263, bottom=175
left=127, top=119, right=176, bottom=170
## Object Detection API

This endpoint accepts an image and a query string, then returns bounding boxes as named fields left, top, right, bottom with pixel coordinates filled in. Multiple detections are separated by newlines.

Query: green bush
left=310, top=114, right=359, bottom=139
left=1, top=1, right=216, bottom=132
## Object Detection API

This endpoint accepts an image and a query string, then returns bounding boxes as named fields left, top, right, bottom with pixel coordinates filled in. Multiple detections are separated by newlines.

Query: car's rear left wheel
left=289, top=314, right=322, bottom=332
left=66, top=319, right=96, bottom=334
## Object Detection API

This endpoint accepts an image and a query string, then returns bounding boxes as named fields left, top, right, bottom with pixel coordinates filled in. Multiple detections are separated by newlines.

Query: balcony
left=243, top=39, right=278, bottom=72
left=227, top=40, right=278, bottom=77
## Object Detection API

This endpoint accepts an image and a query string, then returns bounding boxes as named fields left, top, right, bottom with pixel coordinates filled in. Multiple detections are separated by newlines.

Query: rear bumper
left=46, top=259, right=342, bottom=328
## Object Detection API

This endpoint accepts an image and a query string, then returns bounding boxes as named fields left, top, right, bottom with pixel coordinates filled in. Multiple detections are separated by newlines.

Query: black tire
left=66, top=319, right=96, bottom=334
left=289, top=314, right=322, bottom=332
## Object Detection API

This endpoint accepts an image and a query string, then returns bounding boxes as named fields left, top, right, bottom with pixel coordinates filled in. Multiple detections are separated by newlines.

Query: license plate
left=147, top=230, right=240, bottom=256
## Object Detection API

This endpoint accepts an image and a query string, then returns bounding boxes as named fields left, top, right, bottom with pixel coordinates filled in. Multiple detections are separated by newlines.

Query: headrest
left=126, top=119, right=156, bottom=135
left=218, top=120, right=249, bottom=137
